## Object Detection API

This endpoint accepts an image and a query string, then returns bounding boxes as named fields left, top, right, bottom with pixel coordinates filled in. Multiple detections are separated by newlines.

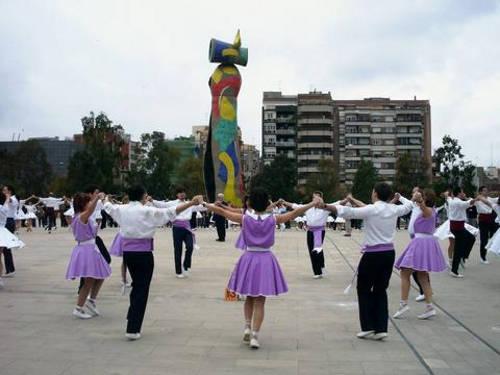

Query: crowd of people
left=0, top=181, right=499, bottom=349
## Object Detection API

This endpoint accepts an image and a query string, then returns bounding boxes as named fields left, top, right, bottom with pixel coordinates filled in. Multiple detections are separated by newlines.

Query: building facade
left=241, top=144, right=260, bottom=188
left=261, top=92, right=432, bottom=187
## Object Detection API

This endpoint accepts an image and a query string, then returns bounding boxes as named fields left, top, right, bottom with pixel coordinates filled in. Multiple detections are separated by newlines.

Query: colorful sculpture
left=204, top=31, right=248, bottom=206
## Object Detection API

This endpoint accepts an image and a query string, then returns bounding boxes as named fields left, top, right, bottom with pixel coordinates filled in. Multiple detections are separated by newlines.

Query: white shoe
left=372, top=332, right=388, bottom=341
left=183, top=269, right=190, bottom=277
left=321, top=267, right=327, bottom=276
left=449, top=272, right=464, bottom=278
left=393, top=304, right=410, bottom=319
left=85, top=299, right=100, bottom=316
left=313, top=274, right=323, bottom=279
left=415, top=294, right=425, bottom=302
left=418, top=308, right=436, bottom=320
left=72, top=307, right=93, bottom=319
left=125, top=333, right=141, bottom=341
left=356, top=330, right=375, bottom=339
left=243, top=328, right=251, bottom=344
left=176, top=274, right=186, bottom=279
left=250, top=337, right=260, bottom=349
left=480, top=259, right=490, bottom=265
left=3, top=271, right=15, bottom=278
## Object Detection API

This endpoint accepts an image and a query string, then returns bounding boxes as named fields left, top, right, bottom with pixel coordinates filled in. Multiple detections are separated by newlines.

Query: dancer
left=109, top=195, right=130, bottom=294
left=393, top=189, right=447, bottom=320
left=486, top=197, right=500, bottom=256
left=445, top=187, right=485, bottom=277
left=282, top=192, right=345, bottom=279
left=325, top=183, right=413, bottom=340
left=0, top=191, right=25, bottom=287
left=104, top=185, right=203, bottom=340
left=39, top=193, right=64, bottom=233
left=205, top=187, right=321, bottom=349
left=213, top=193, right=228, bottom=241
left=475, top=186, right=498, bottom=264
left=151, top=187, right=205, bottom=278
left=2, top=185, right=18, bottom=277
left=65, top=190, right=111, bottom=319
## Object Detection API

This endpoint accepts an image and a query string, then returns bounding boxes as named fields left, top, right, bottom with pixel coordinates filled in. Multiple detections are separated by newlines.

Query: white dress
left=486, top=204, right=500, bottom=255
left=0, top=205, right=25, bottom=249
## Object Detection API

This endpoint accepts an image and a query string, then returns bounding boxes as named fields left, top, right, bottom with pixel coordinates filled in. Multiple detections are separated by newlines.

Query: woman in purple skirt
left=66, top=191, right=111, bottom=319
left=205, top=187, right=321, bottom=349
left=393, top=189, right=446, bottom=320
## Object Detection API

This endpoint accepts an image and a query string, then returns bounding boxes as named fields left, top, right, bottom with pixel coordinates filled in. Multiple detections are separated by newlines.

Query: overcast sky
left=1, top=0, right=499, bottom=166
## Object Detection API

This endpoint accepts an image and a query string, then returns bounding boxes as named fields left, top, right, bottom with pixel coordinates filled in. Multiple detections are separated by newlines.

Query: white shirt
left=292, top=202, right=337, bottom=227
left=404, top=200, right=422, bottom=235
left=104, top=201, right=177, bottom=238
left=91, top=200, right=104, bottom=220
left=335, top=198, right=413, bottom=247
left=152, top=199, right=205, bottom=221
left=5, top=195, right=18, bottom=218
left=0, top=200, right=9, bottom=226
left=447, top=197, right=472, bottom=221
left=475, top=197, right=497, bottom=215
left=40, top=197, right=64, bottom=210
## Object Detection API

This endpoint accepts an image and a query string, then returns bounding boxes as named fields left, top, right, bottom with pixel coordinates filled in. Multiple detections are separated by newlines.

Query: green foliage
left=432, top=135, right=476, bottom=195
left=67, top=111, right=125, bottom=193
left=304, top=158, right=340, bottom=202
left=351, top=159, right=378, bottom=203
left=175, top=157, right=204, bottom=197
left=127, top=131, right=179, bottom=199
left=394, top=152, right=430, bottom=196
left=0, top=139, right=53, bottom=196
left=250, top=155, right=298, bottom=201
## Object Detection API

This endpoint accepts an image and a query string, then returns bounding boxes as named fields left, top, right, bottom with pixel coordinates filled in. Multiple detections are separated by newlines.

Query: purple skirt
left=395, top=237, right=447, bottom=272
left=109, top=233, right=123, bottom=257
left=66, top=244, right=112, bottom=280
left=228, top=251, right=288, bottom=297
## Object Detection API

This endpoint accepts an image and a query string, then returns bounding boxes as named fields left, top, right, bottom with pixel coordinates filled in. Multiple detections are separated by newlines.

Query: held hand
left=97, top=192, right=105, bottom=200
left=192, top=195, right=203, bottom=205
left=394, top=192, right=401, bottom=202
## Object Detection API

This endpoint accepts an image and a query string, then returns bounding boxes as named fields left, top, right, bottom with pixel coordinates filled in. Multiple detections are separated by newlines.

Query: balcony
left=298, top=166, right=320, bottom=173
left=297, top=130, right=333, bottom=137
left=276, top=116, right=295, bottom=123
left=297, top=118, right=333, bottom=125
left=275, top=128, right=295, bottom=135
left=276, top=141, right=296, bottom=147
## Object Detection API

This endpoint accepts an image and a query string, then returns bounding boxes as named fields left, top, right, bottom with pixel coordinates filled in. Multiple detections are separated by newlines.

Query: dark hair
left=249, top=187, right=269, bottom=212
left=478, top=186, right=487, bottom=193
left=243, top=195, right=249, bottom=212
left=3, top=184, right=15, bottom=195
left=73, top=192, right=91, bottom=214
left=313, top=191, right=323, bottom=198
left=0, top=192, right=6, bottom=205
left=127, top=185, right=146, bottom=202
left=452, top=186, right=462, bottom=196
left=423, top=189, right=436, bottom=207
left=83, top=184, right=100, bottom=194
left=373, top=182, right=392, bottom=202
left=175, top=186, right=186, bottom=195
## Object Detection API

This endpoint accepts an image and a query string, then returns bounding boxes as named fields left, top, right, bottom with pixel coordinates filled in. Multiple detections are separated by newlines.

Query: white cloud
left=0, top=0, right=499, bottom=165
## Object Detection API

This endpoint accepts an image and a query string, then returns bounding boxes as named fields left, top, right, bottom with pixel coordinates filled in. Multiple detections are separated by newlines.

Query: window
left=264, top=111, right=276, bottom=120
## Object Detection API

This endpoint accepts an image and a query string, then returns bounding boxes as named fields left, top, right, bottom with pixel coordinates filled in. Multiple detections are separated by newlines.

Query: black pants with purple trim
left=173, top=226, right=193, bottom=275
left=306, top=230, right=325, bottom=276
left=478, top=221, right=498, bottom=260
left=3, top=218, right=16, bottom=274
left=357, top=250, right=395, bottom=333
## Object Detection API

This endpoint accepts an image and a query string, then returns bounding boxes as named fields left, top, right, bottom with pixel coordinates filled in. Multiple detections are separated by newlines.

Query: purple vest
left=237, top=213, right=275, bottom=250
left=72, top=214, right=97, bottom=242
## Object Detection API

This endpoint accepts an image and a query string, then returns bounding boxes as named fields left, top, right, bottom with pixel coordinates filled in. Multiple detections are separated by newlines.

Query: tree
left=250, top=155, right=298, bottom=201
left=351, top=159, right=378, bottom=203
left=394, top=152, right=430, bottom=196
left=67, top=111, right=125, bottom=193
left=127, top=131, right=179, bottom=199
left=433, top=135, right=476, bottom=194
left=175, top=157, right=204, bottom=197
left=0, top=140, right=53, bottom=196
left=304, top=158, right=340, bottom=202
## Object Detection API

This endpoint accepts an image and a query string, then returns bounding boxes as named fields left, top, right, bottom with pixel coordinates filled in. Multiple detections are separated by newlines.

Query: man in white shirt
left=151, top=187, right=205, bottom=278
left=325, top=182, right=413, bottom=340
left=39, top=193, right=64, bottom=233
left=282, top=192, right=341, bottom=279
left=475, top=186, right=498, bottom=263
left=446, top=187, right=482, bottom=276
left=2, top=184, right=18, bottom=276
left=104, top=185, right=202, bottom=340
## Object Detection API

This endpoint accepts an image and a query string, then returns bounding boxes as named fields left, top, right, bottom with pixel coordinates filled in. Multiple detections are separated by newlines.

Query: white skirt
left=0, top=227, right=25, bottom=249
left=486, top=229, right=500, bottom=255
left=64, top=207, right=74, bottom=217
left=434, top=220, right=479, bottom=241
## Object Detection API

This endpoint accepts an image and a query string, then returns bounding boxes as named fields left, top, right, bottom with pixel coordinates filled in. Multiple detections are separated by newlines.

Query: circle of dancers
left=0, top=181, right=499, bottom=349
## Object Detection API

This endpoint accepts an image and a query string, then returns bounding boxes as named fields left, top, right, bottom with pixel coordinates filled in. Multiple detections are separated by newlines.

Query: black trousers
left=3, top=218, right=16, bottom=273
left=357, top=250, right=395, bottom=333
left=123, top=251, right=154, bottom=334
left=215, top=217, right=226, bottom=241
left=46, top=208, right=56, bottom=230
left=172, top=226, right=193, bottom=275
left=478, top=221, right=498, bottom=260
left=306, top=230, right=325, bottom=276
left=450, top=227, right=476, bottom=273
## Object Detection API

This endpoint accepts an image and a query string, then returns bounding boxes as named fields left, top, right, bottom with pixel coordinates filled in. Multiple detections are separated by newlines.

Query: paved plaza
left=0, top=227, right=499, bottom=375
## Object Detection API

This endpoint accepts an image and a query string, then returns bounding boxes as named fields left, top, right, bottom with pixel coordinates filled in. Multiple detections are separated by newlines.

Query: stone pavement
left=0, top=226, right=499, bottom=375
